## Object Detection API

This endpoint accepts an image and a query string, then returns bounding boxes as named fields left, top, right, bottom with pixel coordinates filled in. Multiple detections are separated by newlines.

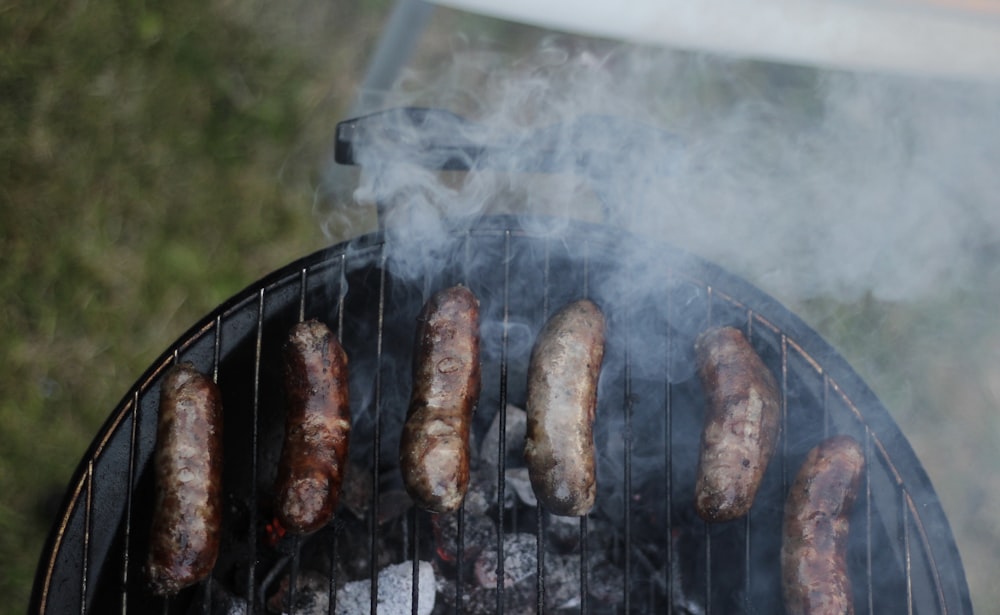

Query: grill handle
left=334, top=106, right=680, bottom=176
left=334, top=106, right=681, bottom=227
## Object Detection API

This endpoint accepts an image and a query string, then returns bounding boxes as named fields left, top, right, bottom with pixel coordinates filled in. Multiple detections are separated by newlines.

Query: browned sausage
left=524, top=299, right=606, bottom=517
left=782, top=435, right=865, bottom=615
left=399, top=285, right=481, bottom=513
left=146, top=362, right=224, bottom=596
left=694, top=326, right=781, bottom=522
left=273, top=319, right=351, bottom=534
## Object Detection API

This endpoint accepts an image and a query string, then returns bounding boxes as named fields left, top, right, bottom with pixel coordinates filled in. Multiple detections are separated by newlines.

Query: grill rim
left=29, top=213, right=974, bottom=614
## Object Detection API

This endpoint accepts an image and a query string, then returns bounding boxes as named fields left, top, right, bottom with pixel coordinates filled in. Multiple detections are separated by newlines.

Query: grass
left=1, top=1, right=385, bottom=610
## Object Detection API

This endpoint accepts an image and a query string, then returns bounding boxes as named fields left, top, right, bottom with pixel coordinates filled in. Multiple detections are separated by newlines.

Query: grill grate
left=31, top=216, right=972, bottom=614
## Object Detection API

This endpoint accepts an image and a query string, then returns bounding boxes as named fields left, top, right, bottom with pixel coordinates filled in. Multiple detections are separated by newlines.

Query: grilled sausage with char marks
left=400, top=285, right=481, bottom=513
left=694, top=326, right=781, bottom=522
left=525, top=299, right=606, bottom=517
left=274, top=319, right=351, bottom=534
left=782, top=434, right=865, bottom=615
left=146, top=362, right=224, bottom=596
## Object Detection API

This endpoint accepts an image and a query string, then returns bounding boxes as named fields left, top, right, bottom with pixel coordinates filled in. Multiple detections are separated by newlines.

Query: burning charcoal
left=541, top=551, right=625, bottom=611
left=464, top=469, right=492, bottom=516
left=439, top=537, right=620, bottom=613
left=265, top=570, right=328, bottom=614
left=480, top=404, right=527, bottom=469
left=541, top=553, right=583, bottom=611
left=433, top=522, right=635, bottom=615
left=267, top=562, right=435, bottom=615
left=544, top=515, right=617, bottom=557
left=468, top=466, right=507, bottom=513
left=543, top=513, right=580, bottom=552
left=473, top=533, right=537, bottom=589
left=193, top=581, right=249, bottom=615
left=435, top=577, right=534, bottom=615
left=330, top=515, right=398, bottom=579
left=433, top=579, right=480, bottom=614
left=587, top=558, right=625, bottom=607
left=337, top=561, right=435, bottom=615
left=431, top=510, right=495, bottom=565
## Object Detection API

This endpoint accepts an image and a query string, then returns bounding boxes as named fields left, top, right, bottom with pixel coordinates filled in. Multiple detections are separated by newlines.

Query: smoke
left=669, top=68, right=1000, bottom=302
left=314, top=37, right=1000, bottom=496
left=307, top=33, right=1000, bottom=610
left=318, top=37, right=1000, bottom=304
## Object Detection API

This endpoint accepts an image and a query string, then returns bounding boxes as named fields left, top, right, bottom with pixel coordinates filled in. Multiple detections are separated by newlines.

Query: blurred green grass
left=1, top=1, right=385, bottom=611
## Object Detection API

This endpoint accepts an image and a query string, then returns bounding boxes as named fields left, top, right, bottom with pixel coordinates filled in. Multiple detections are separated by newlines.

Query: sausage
left=782, top=435, right=865, bottom=615
left=524, top=299, right=606, bottom=517
left=146, top=362, right=224, bottom=596
left=693, top=326, right=781, bottom=522
left=399, top=285, right=481, bottom=513
left=273, top=319, right=351, bottom=534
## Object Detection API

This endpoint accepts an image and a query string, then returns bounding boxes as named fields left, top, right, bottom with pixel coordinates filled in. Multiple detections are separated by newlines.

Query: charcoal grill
left=31, top=111, right=973, bottom=614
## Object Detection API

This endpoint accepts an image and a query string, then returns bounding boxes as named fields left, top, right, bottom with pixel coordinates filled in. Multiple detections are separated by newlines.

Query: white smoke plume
left=320, top=37, right=1000, bottom=304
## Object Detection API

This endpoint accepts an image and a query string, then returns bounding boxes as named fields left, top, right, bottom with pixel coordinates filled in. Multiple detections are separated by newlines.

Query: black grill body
left=31, top=215, right=972, bottom=614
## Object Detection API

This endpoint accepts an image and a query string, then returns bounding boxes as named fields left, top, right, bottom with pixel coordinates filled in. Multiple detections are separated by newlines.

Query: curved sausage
left=146, top=362, right=224, bottom=596
left=273, top=319, right=351, bottom=534
left=782, top=435, right=865, bottom=615
left=694, top=326, right=781, bottom=522
left=524, top=299, right=606, bottom=517
left=400, top=285, right=481, bottom=513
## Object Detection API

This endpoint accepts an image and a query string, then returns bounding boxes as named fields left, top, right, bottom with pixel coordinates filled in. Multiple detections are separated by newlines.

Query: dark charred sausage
left=694, top=326, right=781, bottom=522
left=782, top=435, right=865, bottom=615
left=400, top=285, right=481, bottom=513
left=146, top=362, right=224, bottom=597
left=273, top=319, right=351, bottom=534
left=524, top=299, right=606, bottom=517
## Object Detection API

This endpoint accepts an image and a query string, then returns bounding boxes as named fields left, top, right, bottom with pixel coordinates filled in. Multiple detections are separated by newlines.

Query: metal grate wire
left=31, top=219, right=971, bottom=615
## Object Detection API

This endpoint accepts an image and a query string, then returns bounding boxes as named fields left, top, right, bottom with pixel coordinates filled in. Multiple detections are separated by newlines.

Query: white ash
left=543, top=553, right=585, bottom=611
left=462, top=473, right=492, bottom=516
left=204, top=581, right=249, bottom=614
left=268, top=562, right=435, bottom=615
left=430, top=509, right=495, bottom=562
left=474, top=533, right=538, bottom=589
left=336, top=561, right=435, bottom=615
left=442, top=533, right=543, bottom=614
left=266, top=570, right=327, bottom=614
left=587, top=558, right=626, bottom=605
left=436, top=535, right=612, bottom=614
